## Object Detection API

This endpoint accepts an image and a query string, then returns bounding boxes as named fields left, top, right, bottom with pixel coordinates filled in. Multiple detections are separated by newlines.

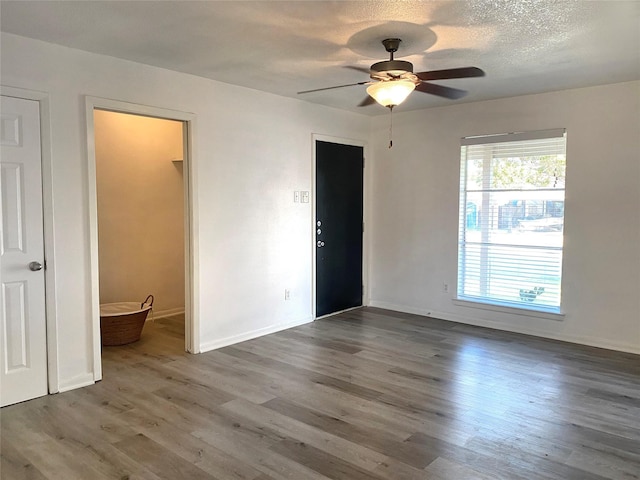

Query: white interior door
left=1, top=95, right=48, bottom=407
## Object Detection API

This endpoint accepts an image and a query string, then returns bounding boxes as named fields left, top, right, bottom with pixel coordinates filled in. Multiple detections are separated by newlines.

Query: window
left=457, top=129, right=566, bottom=314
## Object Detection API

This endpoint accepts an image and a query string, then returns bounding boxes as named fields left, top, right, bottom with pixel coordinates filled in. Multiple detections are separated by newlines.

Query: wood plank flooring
left=2, top=307, right=639, bottom=479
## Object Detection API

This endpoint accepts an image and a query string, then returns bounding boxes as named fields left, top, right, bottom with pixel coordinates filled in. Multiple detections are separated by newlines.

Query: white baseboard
left=57, top=372, right=96, bottom=393
left=199, top=316, right=314, bottom=353
left=148, top=307, right=185, bottom=320
left=369, top=300, right=640, bottom=355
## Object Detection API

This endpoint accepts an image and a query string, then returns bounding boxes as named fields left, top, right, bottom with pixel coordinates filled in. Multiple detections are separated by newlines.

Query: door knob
left=317, top=241, right=325, bottom=248
left=28, top=261, right=43, bottom=271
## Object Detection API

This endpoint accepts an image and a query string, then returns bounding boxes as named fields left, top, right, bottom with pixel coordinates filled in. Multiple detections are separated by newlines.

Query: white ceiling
left=1, top=1, right=639, bottom=115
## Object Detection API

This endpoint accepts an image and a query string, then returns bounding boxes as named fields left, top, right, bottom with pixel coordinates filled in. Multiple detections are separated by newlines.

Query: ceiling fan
left=298, top=38, right=485, bottom=109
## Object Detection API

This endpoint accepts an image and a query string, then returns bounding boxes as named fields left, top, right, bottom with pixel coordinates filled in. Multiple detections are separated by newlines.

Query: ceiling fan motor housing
left=371, top=60, right=413, bottom=75
left=371, top=38, right=415, bottom=78
left=370, top=60, right=417, bottom=83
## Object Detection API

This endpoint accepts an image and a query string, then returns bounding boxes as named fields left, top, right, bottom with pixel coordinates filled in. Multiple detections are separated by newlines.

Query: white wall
left=1, top=33, right=371, bottom=391
left=369, top=81, right=640, bottom=353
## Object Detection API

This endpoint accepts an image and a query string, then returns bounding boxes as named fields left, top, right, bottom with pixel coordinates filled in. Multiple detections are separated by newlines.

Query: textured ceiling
left=1, top=1, right=639, bottom=115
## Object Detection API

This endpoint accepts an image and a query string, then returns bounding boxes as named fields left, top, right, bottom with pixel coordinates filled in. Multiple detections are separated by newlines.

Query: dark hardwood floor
left=2, top=307, right=639, bottom=479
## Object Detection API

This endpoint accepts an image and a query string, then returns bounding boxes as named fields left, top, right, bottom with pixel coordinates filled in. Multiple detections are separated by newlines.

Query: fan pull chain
left=388, top=106, right=393, bottom=149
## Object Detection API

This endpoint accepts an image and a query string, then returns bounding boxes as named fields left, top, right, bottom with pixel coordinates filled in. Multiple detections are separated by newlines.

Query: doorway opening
left=94, top=110, right=187, bottom=356
left=86, top=98, right=197, bottom=380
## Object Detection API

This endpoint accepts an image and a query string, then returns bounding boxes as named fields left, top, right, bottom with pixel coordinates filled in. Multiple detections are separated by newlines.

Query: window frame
left=456, top=129, right=567, bottom=318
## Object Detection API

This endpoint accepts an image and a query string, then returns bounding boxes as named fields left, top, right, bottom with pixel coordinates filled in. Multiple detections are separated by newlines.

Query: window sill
left=452, top=298, right=565, bottom=321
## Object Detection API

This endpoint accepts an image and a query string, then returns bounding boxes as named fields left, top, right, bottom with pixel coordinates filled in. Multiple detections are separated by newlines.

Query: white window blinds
left=457, top=129, right=567, bottom=313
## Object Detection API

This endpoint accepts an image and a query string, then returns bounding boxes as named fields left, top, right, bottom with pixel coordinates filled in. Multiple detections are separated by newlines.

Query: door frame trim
left=1, top=85, right=59, bottom=394
left=311, top=134, right=369, bottom=319
left=85, top=97, right=200, bottom=381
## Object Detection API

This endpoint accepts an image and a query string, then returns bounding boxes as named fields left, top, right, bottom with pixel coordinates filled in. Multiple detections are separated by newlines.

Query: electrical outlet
left=284, top=289, right=290, bottom=300
left=301, top=191, right=309, bottom=203
left=443, top=282, right=449, bottom=293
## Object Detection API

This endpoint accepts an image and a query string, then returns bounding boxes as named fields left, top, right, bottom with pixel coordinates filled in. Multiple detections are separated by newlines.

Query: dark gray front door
left=315, top=140, right=363, bottom=317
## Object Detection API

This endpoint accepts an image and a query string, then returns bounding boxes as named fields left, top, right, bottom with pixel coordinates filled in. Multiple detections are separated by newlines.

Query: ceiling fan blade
left=415, top=81, right=468, bottom=99
left=415, top=67, right=485, bottom=81
left=358, top=96, right=376, bottom=107
left=344, top=65, right=371, bottom=74
left=298, top=81, right=368, bottom=94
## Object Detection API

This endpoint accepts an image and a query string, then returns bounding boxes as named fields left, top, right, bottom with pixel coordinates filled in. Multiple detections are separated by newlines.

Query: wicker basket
left=100, top=295, right=153, bottom=346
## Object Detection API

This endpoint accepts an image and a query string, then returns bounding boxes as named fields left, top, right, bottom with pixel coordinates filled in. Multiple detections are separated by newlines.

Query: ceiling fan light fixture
left=366, top=79, right=415, bottom=108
